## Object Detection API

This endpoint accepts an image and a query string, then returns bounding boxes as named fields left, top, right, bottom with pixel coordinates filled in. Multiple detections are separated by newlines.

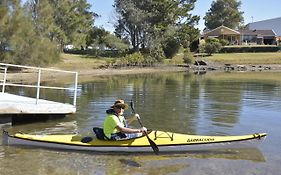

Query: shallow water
left=1, top=71, right=281, bottom=175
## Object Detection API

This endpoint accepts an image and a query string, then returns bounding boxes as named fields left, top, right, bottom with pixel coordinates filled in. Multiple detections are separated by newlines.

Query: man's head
left=111, top=99, right=128, bottom=110
left=111, top=99, right=128, bottom=115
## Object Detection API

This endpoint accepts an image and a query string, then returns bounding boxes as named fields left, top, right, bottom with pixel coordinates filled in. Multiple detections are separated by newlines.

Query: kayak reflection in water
left=103, top=99, right=147, bottom=140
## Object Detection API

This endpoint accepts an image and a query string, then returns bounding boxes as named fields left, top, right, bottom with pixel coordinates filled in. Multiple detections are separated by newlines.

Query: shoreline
left=4, top=65, right=188, bottom=84
left=4, top=62, right=281, bottom=84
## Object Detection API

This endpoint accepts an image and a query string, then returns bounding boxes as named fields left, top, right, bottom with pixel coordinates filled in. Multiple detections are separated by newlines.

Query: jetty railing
left=0, top=63, right=78, bottom=106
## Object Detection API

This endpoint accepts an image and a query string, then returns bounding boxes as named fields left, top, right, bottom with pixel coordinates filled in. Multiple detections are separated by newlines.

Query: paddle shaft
left=130, top=100, right=159, bottom=154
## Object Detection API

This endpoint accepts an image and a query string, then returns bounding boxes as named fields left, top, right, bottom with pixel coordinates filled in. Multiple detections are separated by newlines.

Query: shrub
left=117, top=52, right=145, bottom=67
left=219, top=39, right=229, bottom=46
left=206, top=38, right=220, bottom=43
left=205, top=42, right=222, bottom=55
left=183, top=48, right=194, bottom=64
left=220, top=46, right=280, bottom=53
left=170, top=54, right=184, bottom=65
left=163, top=37, right=181, bottom=59
left=199, top=43, right=206, bottom=54
left=149, top=43, right=165, bottom=63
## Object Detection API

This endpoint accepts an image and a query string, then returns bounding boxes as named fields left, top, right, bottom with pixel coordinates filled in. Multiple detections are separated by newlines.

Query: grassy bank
left=205, top=71, right=281, bottom=82
left=54, top=52, right=281, bottom=71
left=205, top=52, right=281, bottom=65
left=4, top=52, right=281, bottom=84
left=54, top=53, right=108, bottom=70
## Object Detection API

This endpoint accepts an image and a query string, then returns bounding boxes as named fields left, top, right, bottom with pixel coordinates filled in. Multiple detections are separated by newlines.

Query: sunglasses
left=116, top=106, right=125, bottom=109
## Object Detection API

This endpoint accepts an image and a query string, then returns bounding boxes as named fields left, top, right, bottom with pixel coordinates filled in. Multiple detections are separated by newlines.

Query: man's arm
left=116, top=125, right=140, bottom=133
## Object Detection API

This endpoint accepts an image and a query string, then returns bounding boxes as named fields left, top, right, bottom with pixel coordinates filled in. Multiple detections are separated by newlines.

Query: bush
left=116, top=52, right=145, bottom=67
left=219, top=39, right=229, bottom=46
left=149, top=43, right=165, bottom=63
left=206, top=38, right=220, bottom=43
left=163, top=37, right=181, bottom=59
left=205, top=42, right=222, bottom=55
left=128, top=52, right=145, bottom=66
left=199, top=43, right=206, bottom=54
left=220, top=46, right=280, bottom=53
left=183, top=48, right=194, bottom=64
left=170, top=54, right=184, bottom=65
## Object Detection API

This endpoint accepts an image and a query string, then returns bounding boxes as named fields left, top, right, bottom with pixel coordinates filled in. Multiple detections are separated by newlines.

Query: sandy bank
left=4, top=66, right=188, bottom=84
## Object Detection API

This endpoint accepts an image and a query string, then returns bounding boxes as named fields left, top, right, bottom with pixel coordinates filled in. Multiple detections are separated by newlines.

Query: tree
left=114, top=0, right=199, bottom=60
left=86, top=27, right=129, bottom=51
left=114, top=0, right=148, bottom=51
left=0, top=0, right=8, bottom=58
left=26, top=0, right=95, bottom=50
left=86, top=27, right=108, bottom=49
left=204, top=0, right=244, bottom=30
left=1, top=0, right=96, bottom=66
left=0, top=0, right=59, bottom=66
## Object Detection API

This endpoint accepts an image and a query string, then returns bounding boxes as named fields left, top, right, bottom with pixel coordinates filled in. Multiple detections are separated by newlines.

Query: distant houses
left=239, top=29, right=276, bottom=45
left=202, top=25, right=277, bottom=45
left=246, top=17, right=281, bottom=42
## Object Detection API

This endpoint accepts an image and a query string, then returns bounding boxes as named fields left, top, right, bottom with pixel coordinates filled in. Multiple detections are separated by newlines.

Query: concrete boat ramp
left=0, top=63, right=78, bottom=124
left=0, top=93, right=76, bottom=114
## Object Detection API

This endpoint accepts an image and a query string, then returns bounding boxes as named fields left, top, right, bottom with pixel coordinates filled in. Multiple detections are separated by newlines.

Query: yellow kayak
left=2, top=130, right=266, bottom=153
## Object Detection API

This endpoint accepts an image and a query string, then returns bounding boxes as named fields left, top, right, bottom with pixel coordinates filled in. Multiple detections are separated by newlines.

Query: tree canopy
left=113, top=0, right=200, bottom=59
left=204, top=0, right=244, bottom=30
left=0, top=0, right=95, bottom=66
left=86, top=27, right=129, bottom=51
left=0, top=0, right=205, bottom=66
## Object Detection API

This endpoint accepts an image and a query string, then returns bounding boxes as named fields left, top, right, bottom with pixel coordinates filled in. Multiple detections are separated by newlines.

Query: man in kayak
left=103, top=99, right=147, bottom=140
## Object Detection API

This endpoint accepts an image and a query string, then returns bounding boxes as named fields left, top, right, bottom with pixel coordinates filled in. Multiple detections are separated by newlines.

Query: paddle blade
left=130, top=99, right=159, bottom=154
left=147, top=136, right=159, bottom=154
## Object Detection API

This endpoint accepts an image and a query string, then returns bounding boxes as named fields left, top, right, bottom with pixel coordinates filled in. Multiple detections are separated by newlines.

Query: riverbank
left=3, top=52, right=281, bottom=83
left=4, top=65, right=188, bottom=84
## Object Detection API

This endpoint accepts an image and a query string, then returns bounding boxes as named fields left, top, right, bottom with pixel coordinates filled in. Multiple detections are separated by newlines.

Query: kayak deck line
left=2, top=130, right=267, bottom=153
left=153, top=131, right=266, bottom=144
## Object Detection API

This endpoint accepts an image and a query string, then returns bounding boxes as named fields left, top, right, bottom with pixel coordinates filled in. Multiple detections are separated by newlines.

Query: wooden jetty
left=0, top=63, right=78, bottom=124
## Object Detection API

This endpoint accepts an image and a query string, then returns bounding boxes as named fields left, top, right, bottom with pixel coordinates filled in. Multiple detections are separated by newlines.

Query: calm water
left=1, top=71, right=281, bottom=175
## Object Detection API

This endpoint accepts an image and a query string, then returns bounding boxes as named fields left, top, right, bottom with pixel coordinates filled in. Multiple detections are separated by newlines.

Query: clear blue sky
left=89, top=0, right=281, bottom=32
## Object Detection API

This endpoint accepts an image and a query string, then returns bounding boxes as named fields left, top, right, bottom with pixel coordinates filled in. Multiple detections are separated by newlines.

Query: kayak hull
left=2, top=130, right=267, bottom=153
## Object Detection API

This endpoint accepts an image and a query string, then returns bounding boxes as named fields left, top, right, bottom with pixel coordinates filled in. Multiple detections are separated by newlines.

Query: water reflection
left=0, top=144, right=266, bottom=175
left=4, top=72, right=281, bottom=135
left=1, top=71, right=281, bottom=174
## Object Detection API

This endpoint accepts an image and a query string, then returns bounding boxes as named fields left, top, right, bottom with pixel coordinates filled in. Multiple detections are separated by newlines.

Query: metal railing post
left=73, top=72, right=78, bottom=106
left=2, top=67, right=7, bottom=93
left=36, top=69, right=41, bottom=104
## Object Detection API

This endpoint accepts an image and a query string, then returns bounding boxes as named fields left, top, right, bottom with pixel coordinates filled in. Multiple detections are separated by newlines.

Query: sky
left=89, top=0, right=281, bottom=32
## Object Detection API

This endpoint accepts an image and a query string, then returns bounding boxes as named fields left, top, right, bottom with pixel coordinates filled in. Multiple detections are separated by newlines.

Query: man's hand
left=140, top=127, right=147, bottom=134
left=134, top=113, right=140, bottom=120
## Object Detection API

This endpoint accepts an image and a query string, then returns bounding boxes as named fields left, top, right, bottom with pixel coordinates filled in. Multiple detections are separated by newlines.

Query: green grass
left=55, top=52, right=281, bottom=71
left=206, top=52, right=281, bottom=64
left=54, top=53, right=109, bottom=70
left=205, top=71, right=281, bottom=82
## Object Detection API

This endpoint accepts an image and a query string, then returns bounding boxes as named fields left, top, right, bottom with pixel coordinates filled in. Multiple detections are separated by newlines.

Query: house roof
left=246, top=17, right=281, bottom=36
left=202, top=25, right=277, bottom=39
left=239, top=29, right=276, bottom=36
left=203, top=25, right=240, bottom=36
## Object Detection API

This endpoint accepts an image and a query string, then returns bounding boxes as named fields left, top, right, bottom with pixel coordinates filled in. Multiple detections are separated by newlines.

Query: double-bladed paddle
left=130, top=100, right=159, bottom=154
